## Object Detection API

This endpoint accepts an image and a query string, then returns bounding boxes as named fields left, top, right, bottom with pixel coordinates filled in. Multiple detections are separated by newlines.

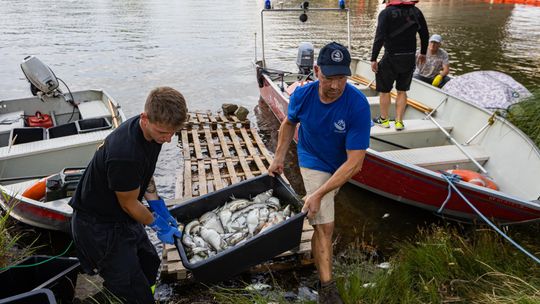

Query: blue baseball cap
left=317, top=42, right=351, bottom=77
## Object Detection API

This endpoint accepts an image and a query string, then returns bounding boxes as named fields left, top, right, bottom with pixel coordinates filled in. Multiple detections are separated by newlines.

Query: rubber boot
left=318, top=280, right=344, bottom=304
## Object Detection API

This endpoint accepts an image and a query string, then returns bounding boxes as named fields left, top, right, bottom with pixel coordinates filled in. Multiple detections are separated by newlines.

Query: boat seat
left=370, top=119, right=454, bottom=149
left=0, top=111, right=25, bottom=146
left=380, top=145, right=490, bottom=171
left=77, top=100, right=111, bottom=120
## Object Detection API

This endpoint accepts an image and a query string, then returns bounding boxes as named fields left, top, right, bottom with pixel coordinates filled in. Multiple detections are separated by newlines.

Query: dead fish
left=252, top=190, right=273, bottom=204
left=200, top=227, right=224, bottom=251
left=246, top=208, right=260, bottom=235
left=228, top=198, right=252, bottom=212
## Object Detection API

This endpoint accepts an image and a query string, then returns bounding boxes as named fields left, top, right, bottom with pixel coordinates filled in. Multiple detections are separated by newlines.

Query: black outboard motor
left=296, top=42, right=314, bottom=78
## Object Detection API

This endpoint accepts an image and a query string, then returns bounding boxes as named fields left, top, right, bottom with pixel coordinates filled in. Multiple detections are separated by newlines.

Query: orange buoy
left=446, top=169, right=499, bottom=191
left=21, top=177, right=48, bottom=201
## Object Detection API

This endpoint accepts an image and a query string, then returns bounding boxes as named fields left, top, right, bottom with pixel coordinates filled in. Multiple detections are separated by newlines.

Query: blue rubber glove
left=149, top=213, right=181, bottom=245
left=147, top=198, right=178, bottom=227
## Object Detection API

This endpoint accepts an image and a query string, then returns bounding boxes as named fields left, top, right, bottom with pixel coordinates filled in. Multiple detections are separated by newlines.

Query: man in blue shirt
left=268, top=42, right=371, bottom=304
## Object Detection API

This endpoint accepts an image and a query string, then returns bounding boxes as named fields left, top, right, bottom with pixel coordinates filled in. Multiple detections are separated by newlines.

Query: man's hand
left=302, top=193, right=323, bottom=219
left=147, top=198, right=178, bottom=227
left=268, top=158, right=284, bottom=177
left=417, top=54, right=426, bottom=66
left=371, top=61, right=378, bottom=73
left=149, top=213, right=181, bottom=244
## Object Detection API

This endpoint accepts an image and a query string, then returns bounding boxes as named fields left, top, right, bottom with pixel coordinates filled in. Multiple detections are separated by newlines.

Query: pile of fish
left=181, top=189, right=295, bottom=264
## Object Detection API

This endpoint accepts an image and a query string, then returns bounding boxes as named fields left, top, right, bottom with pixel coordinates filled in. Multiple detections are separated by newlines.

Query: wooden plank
left=181, top=130, right=190, bottom=159
left=192, top=129, right=203, bottom=160
left=183, top=160, right=192, bottom=198
left=198, top=160, right=207, bottom=195
left=196, top=112, right=205, bottom=124
left=219, top=112, right=230, bottom=123
left=210, top=158, right=224, bottom=190
left=250, top=128, right=274, bottom=163
left=225, top=158, right=240, bottom=184
left=216, top=128, right=231, bottom=158
left=204, top=128, right=217, bottom=159
left=227, top=127, right=245, bottom=157
left=239, top=128, right=267, bottom=174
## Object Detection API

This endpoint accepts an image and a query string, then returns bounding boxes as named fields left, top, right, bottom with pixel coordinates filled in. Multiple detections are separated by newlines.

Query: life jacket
left=385, top=0, right=418, bottom=7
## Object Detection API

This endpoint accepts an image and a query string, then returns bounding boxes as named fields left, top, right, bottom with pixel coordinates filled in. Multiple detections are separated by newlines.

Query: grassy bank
left=210, top=225, right=540, bottom=304
left=335, top=225, right=540, bottom=304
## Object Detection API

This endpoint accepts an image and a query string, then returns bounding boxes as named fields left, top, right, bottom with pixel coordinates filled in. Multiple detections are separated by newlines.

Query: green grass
left=207, top=225, right=540, bottom=303
left=335, top=225, right=540, bottom=304
left=0, top=191, right=35, bottom=269
left=507, top=89, right=540, bottom=148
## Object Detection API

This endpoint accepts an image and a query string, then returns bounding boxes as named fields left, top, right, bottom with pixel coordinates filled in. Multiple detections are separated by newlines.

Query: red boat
left=254, top=5, right=540, bottom=224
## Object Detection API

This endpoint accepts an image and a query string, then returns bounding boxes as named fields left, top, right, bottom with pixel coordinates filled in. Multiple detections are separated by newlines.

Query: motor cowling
left=296, top=42, right=314, bottom=76
left=20, top=56, right=59, bottom=95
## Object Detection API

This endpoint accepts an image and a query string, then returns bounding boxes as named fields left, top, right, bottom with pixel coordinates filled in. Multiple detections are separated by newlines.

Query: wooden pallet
left=162, top=111, right=313, bottom=280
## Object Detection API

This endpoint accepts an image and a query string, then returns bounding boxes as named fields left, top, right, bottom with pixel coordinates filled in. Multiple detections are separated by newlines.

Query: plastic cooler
left=170, top=174, right=306, bottom=283
left=0, top=289, right=57, bottom=304
left=0, top=256, right=80, bottom=302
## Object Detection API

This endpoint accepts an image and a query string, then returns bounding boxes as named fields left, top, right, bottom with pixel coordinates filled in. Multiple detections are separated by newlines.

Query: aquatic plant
left=507, top=89, right=540, bottom=148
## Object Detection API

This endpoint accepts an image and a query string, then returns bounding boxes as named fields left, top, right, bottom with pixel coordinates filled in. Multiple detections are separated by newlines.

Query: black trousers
left=71, top=211, right=160, bottom=304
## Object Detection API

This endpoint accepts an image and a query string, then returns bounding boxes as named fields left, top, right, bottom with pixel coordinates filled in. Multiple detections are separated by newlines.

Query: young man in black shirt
left=70, top=87, right=188, bottom=303
left=371, top=0, right=429, bottom=131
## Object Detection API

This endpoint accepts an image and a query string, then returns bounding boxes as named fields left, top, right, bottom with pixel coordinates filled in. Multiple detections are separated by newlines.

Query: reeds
left=335, top=225, right=540, bottom=304
left=0, top=191, right=34, bottom=269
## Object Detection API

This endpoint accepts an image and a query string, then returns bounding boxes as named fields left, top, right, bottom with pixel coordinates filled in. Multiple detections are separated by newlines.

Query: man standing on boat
left=371, top=0, right=429, bottom=130
left=268, top=42, right=371, bottom=304
left=414, top=34, right=451, bottom=88
left=70, top=87, right=188, bottom=303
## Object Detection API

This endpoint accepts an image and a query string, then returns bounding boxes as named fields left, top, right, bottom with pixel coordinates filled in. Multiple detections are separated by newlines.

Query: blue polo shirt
left=287, top=81, right=371, bottom=174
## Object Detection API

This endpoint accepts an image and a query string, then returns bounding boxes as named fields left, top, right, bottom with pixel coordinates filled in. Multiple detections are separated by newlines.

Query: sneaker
left=373, top=116, right=390, bottom=128
left=395, top=120, right=405, bottom=131
left=318, top=280, right=344, bottom=304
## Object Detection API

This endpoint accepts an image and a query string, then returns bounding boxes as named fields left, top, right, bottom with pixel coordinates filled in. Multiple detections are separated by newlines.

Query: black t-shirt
left=371, top=5, right=429, bottom=61
left=70, top=116, right=162, bottom=222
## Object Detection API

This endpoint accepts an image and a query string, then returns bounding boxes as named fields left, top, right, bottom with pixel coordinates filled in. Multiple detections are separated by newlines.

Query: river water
left=1, top=0, right=539, bottom=300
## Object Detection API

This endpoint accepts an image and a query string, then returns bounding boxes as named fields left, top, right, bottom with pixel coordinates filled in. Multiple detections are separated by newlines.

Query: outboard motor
left=20, top=56, right=60, bottom=96
left=296, top=42, right=314, bottom=77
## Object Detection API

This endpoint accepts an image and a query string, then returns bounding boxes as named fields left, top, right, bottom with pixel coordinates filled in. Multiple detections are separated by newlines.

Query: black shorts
left=375, top=53, right=416, bottom=93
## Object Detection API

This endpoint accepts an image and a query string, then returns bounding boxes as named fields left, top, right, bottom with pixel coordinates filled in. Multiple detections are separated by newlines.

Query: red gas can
left=26, top=111, right=54, bottom=128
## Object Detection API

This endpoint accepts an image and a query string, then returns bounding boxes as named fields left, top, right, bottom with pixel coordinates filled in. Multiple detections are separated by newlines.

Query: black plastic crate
left=170, top=174, right=306, bottom=284
left=9, top=127, right=45, bottom=145
left=47, top=122, right=78, bottom=139
left=75, top=117, right=111, bottom=133
left=0, top=289, right=56, bottom=304
left=0, top=256, right=80, bottom=302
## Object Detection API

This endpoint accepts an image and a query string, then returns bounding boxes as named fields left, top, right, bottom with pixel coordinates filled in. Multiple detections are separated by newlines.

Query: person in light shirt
left=414, top=34, right=451, bottom=88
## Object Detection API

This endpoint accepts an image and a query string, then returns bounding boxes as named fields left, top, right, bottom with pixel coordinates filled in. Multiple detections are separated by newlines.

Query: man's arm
left=116, top=188, right=154, bottom=225
left=417, top=9, right=429, bottom=55
left=268, top=118, right=298, bottom=176
left=303, top=150, right=367, bottom=218
left=371, top=11, right=386, bottom=63
left=143, top=177, right=159, bottom=201
left=440, top=63, right=450, bottom=77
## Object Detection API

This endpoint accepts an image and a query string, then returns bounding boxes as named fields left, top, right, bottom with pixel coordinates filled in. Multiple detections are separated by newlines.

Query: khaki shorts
left=300, top=167, right=339, bottom=225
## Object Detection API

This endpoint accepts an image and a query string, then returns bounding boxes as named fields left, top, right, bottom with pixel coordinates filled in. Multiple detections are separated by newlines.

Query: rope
left=0, top=241, right=73, bottom=271
left=437, top=173, right=461, bottom=214
left=440, top=173, right=540, bottom=264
